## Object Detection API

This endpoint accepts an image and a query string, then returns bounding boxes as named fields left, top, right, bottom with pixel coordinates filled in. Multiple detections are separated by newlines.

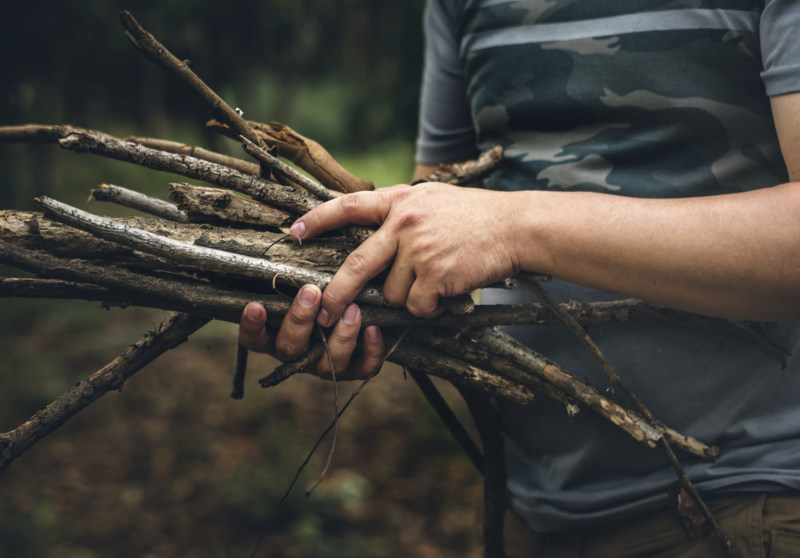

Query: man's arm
left=293, top=94, right=800, bottom=324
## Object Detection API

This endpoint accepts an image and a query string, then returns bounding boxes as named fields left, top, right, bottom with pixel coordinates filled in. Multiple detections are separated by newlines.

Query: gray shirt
left=416, top=0, right=800, bottom=532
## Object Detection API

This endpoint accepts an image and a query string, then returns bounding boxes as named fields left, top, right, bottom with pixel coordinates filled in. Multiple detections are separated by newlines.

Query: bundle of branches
left=2, top=10, right=766, bottom=557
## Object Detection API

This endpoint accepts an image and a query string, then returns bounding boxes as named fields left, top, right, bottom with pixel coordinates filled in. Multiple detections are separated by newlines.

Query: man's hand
left=238, top=284, right=385, bottom=380
left=290, top=182, right=523, bottom=326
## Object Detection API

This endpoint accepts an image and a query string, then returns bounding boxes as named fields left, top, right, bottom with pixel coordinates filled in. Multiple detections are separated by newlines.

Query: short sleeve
left=760, top=0, right=800, bottom=96
left=415, top=0, right=479, bottom=165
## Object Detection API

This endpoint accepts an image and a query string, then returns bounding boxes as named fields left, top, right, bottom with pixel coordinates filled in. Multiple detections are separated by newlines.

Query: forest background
left=0, top=1, right=485, bottom=556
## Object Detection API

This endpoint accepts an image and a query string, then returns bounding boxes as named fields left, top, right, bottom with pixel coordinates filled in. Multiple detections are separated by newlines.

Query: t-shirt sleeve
left=415, top=0, right=479, bottom=165
left=760, top=0, right=800, bottom=96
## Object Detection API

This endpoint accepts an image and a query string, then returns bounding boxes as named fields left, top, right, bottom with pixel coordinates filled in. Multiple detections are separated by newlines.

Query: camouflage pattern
left=417, top=0, right=800, bottom=535
left=455, top=0, right=789, bottom=197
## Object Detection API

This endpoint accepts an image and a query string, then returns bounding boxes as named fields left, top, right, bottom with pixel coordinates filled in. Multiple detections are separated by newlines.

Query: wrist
left=507, top=189, right=558, bottom=277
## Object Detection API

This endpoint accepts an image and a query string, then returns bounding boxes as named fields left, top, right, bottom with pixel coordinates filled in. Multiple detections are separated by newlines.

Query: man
left=241, top=1, right=800, bottom=555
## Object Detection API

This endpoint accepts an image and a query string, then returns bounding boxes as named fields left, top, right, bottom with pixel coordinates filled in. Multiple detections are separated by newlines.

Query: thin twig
left=250, top=324, right=413, bottom=558
left=407, top=368, right=484, bottom=474
left=118, top=10, right=270, bottom=154
left=90, top=183, right=189, bottom=222
left=231, top=343, right=248, bottom=399
left=126, top=135, right=261, bottom=176
left=413, top=145, right=504, bottom=187
left=239, top=135, right=340, bottom=202
left=303, top=325, right=340, bottom=497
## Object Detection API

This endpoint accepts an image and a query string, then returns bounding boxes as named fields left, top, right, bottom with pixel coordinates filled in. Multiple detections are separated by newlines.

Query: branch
left=259, top=338, right=536, bottom=405
left=0, top=124, right=321, bottom=216
left=168, top=182, right=292, bottom=229
left=208, top=119, right=374, bottom=193
left=0, top=244, right=290, bottom=325
left=414, top=146, right=504, bottom=187
left=1, top=210, right=353, bottom=275
left=90, top=183, right=189, bottom=222
left=126, top=135, right=261, bottom=176
left=118, top=10, right=269, bottom=154
left=57, top=129, right=320, bottom=215
left=466, top=327, right=718, bottom=459
left=36, top=196, right=391, bottom=305
left=239, top=135, right=340, bottom=201
left=0, top=312, right=211, bottom=474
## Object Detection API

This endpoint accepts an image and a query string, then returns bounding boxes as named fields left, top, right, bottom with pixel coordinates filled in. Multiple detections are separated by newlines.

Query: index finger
left=317, top=228, right=398, bottom=326
left=289, top=186, right=409, bottom=241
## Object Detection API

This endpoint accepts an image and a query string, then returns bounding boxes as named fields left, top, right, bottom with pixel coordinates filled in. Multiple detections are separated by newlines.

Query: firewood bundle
left=1, top=11, right=750, bottom=556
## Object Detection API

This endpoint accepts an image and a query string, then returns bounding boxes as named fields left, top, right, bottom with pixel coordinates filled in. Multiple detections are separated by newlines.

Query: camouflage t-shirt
left=417, top=0, right=800, bottom=533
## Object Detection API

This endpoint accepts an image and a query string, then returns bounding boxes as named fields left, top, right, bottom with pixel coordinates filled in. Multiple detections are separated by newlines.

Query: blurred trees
left=0, top=0, right=427, bottom=208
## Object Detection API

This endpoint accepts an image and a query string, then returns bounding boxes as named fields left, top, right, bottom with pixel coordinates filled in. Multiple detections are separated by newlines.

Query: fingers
left=316, top=304, right=385, bottom=380
left=353, top=325, right=386, bottom=378
left=317, top=229, right=399, bottom=326
left=290, top=186, right=409, bottom=241
left=240, top=288, right=385, bottom=381
left=382, top=250, right=415, bottom=307
left=273, top=284, right=322, bottom=361
left=239, top=301, right=273, bottom=352
left=406, top=278, right=445, bottom=318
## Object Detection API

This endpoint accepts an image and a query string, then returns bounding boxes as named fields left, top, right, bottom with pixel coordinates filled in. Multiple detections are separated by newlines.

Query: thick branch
left=56, top=129, right=320, bottom=215
left=0, top=242, right=300, bottom=325
left=0, top=124, right=321, bottom=216
left=0, top=312, right=211, bottom=474
left=36, top=197, right=389, bottom=307
left=1, top=210, right=353, bottom=274
left=168, top=182, right=292, bottom=229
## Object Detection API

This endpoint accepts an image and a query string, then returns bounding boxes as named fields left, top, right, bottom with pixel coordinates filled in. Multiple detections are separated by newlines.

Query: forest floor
left=0, top=301, right=486, bottom=558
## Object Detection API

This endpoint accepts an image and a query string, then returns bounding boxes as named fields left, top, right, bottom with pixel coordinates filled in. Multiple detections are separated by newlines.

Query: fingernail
left=317, top=308, right=330, bottom=326
left=298, top=285, right=317, bottom=308
left=243, top=302, right=261, bottom=324
left=365, top=325, right=380, bottom=343
left=290, top=220, right=306, bottom=239
left=342, top=304, right=358, bottom=325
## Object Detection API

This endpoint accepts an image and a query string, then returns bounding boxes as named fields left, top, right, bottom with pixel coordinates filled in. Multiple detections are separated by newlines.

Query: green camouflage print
left=459, top=0, right=788, bottom=197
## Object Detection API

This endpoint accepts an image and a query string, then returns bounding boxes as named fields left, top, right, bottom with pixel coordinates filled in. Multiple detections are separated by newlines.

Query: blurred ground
left=0, top=303, right=485, bottom=557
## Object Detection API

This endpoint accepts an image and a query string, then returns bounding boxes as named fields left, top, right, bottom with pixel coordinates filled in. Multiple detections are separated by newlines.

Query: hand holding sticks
left=0, top=10, right=745, bottom=556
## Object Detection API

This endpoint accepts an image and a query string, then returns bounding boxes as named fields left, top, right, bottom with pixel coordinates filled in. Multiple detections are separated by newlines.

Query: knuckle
left=343, top=250, right=372, bottom=279
left=407, top=297, right=440, bottom=318
left=286, top=307, right=314, bottom=329
left=333, top=330, right=358, bottom=349
left=383, top=289, right=407, bottom=307
left=322, top=288, right=346, bottom=312
left=317, top=355, right=351, bottom=377
left=395, top=210, right=422, bottom=230
left=274, top=339, right=303, bottom=361
left=340, top=193, right=365, bottom=213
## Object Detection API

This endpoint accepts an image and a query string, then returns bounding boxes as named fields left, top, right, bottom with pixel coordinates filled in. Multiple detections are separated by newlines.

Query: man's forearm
left=514, top=182, right=800, bottom=321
